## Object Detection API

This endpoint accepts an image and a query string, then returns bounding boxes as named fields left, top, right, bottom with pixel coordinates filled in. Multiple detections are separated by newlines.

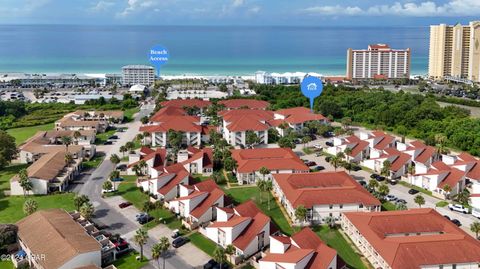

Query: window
left=329, top=205, right=333, bottom=209
left=339, top=204, right=343, bottom=209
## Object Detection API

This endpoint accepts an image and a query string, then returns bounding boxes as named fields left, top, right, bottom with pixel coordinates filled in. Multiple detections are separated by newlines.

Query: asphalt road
left=70, top=101, right=196, bottom=268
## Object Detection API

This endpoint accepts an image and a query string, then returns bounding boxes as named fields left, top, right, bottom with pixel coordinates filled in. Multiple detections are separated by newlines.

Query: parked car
left=388, top=178, right=398, bottom=185
left=102, top=188, right=116, bottom=193
left=385, top=195, right=397, bottom=202
left=358, top=180, right=367, bottom=186
left=135, top=212, right=148, bottom=220
left=203, top=259, right=218, bottom=269
left=376, top=176, right=386, bottom=182
left=443, top=215, right=451, bottom=220
left=103, top=141, right=113, bottom=145
left=352, top=165, right=362, bottom=171
left=172, top=229, right=180, bottom=239
left=116, top=164, right=127, bottom=171
left=448, top=204, right=469, bottom=214
left=109, top=135, right=119, bottom=140
left=325, top=141, right=334, bottom=147
left=138, top=214, right=154, bottom=224
left=395, top=199, right=407, bottom=205
left=370, top=174, right=379, bottom=179
left=314, top=144, right=323, bottom=149
left=314, top=166, right=325, bottom=171
left=306, top=161, right=317, bottom=167
left=408, top=189, right=419, bottom=195
left=118, top=202, right=132, bottom=208
left=172, top=236, right=189, bottom=248
left=451, top=219, right=462, bottom=226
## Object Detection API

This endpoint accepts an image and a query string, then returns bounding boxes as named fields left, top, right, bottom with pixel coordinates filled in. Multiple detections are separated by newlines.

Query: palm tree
left=324, top=216, right=336, bottom=228
left=453, top=189, right=470, bottom=205
left=395, top=203, right=408, bottom=210
left=61, top=136, right=72, bottom=152
left=256, top=180, right=266, bottom=204
left=64, top=153, right=73, bottom=165
left=18, top=169, right=32, bottom=197
left=470, top=221, right=480, bottom=239
left=110, top=154, right=120, bottom=165
left=73, top=194, right=90, bottom=211
left=442, top=184, right=452, bottom=200
left=152, top=236, right=170, bottom=269
left=368, top=179, right=379, bottom=192
left=329, top=155, right=341, bottom=171
left=295, top=205, right=307, bottom=225
left=259, top=166, right=270, bottom=181
left=434, top=133, right=450, bottom=155
left=213, top=247, right=226, bottom=269
left=119, top=145, right=128, bottom=157
left=73, top=131, right=81, bottom=144
left=378, top=184, right=390, bottom=198
left=109, top=170, right=120, bottom=181
left=125, top=141, right=135, bottom=153
left=80, top=202, right=95, bottom=220
left=381, top=160, right=391, bottom=178
left=301, top=136, right=311, bottom=149
left=134, top=228, right=149, bottom=261
left=23, top=199, right=38, bottom=215
left=414, top=194, right=425, bottom=208
left=225, top=244, right=235, bottom=258
left=343, top=147, right=352, bottom=159
left=102, top=180, right=113, bottom=191
left=264, top=180, right=273, bottom=210
left=138, top=160, right=148, bottom=176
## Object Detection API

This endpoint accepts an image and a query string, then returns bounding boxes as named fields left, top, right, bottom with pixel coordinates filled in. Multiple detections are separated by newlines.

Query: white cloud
left=117, top=0, right=156, bottom=17
left=302, top=0, right=480, bottom=17
left=248, top=6, right=261, bottom=14
left=90, top=1, right=115, bottom=12
left=232, top=0, right=244, bottom=8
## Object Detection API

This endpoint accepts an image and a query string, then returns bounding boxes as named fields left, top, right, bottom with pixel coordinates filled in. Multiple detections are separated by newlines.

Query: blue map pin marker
left=301, top=76, right=323, bottom=112
left=149, top=45, right=169, bottom=77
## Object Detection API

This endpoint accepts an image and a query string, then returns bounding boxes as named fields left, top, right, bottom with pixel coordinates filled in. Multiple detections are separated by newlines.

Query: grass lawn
left=83, top=153, right=105, bottom=169
left=188, top=232, right=218, bottom=257
left=192, top=174, right=211, bottom=183
left=113, top=176, right=181, bottom=230
left=0, top=164, right=29, bottom=194
left=436, top=201, right=449, bottom=207
left=6, top=123, right=54, bottom=145
left=223, top=186, right=293, bottom=235
left=112, top=251, right=149, bottom=269
left=123, top=108, right=140, bottom=123
left=0, top=193, right=75, bottom=223
left=0, top=260, right=14, bottom=269
left=95, top=128, right=117, bottom=145
left=381, top=201, right=396, bottom=211
left=313, top=226, right=368, bottom=269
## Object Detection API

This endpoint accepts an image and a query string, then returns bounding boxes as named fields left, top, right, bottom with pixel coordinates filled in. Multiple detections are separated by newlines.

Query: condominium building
left=121, top=65, right=155, bottom=86
left=346, top=44, right=411, bottom=80
left=429, top=21, right=480, bottom=82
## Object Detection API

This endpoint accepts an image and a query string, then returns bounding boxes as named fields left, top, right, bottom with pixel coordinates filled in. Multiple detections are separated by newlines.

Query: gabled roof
left=16, top=209, right=101, bottom=269
left=273, top=172, right=380, bottom=208
left=343, top=209, right=480, bottom=269
left=140, top=116, right=202, bottom=133
left=150, top=106, right=187, bottom=121
left=128, top=148, right=167, bottom=170
left=226, top=115, right=269, bottom=131
left=209, top=215, right=251, bottom=228
left=348, top=140, right=369, bottom=157
left=160, top=99, right=211, bottom=109
left=157, top=163, right=190, bottom=195
left=181, top=147, right=213, bottom=169
left=274, top=107, right=327, bottom=124
left=232, top=148, right=309, bottom=173
left=219, top=99, right=269, bottom=110
left=372, top=132, right=396, bottom=150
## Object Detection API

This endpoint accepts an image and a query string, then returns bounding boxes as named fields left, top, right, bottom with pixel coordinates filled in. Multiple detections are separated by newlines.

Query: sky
left=1, top=0, right=480, bottom=26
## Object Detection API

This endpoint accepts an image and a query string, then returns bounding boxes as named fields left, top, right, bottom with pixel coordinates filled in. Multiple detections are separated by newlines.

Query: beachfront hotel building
left=346, top=44, right=411, bottom=81
left=428, top=21, right=480, bottom=83
left=122, top=65, right=155, bottom=86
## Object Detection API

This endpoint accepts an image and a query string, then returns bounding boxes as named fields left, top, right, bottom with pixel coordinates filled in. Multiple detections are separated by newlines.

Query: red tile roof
left=232, top=212, right=270, bottom=250
left=209, top=215, right=251, bottom=228
left=160, top=99, right=211, bottom=109
left=344, top=209, right=480, bottom=269
left=262, top=228, right=337, bottom=268
left=273, top=172, right=380, bottom=208
left=274, top=107, right=327, bottom=124
left=181, top=147, right=213, bottom=169
left=140, top=116, right=202, bottom=133
left=128, top=148, right=167, bottom=170
left=373, top=133, right=396, bottom=150
left=414, top=146, right=436, bottom=164
left=157, top=163, right=190, bottom=195
left=191, top=188, right=225, bottom=219
left=219, top=99, right=269, bottom=110
left=150, top=106, right=187, bottom=121
left=467, top=161, right=480, bottom=181
left=226, top=115, right=269, bottom=132
left=390, top=152, right=411, bottom=172
left=349, top=140, right=369, bottom=158
left=234, top=200, right=261, bottom=217
left=231, top=148, right=309, bottom=173
left=438, top=168, right=465, bottom=189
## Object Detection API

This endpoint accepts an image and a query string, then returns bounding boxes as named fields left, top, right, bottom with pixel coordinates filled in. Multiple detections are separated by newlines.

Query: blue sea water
left=0, top=25, right=429, bottom=76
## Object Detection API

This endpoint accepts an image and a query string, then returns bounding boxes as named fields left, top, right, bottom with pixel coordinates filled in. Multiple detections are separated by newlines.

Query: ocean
left=0, top=25, right=430, bottom=76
